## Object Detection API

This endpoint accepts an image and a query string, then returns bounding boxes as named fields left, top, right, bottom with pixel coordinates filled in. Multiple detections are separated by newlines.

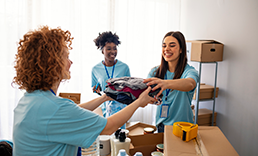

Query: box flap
left=129, top=133, right=163, bottom=147
left=164, top=126, right=239, bottom=156
left=126, top=122, right=157, bottom=136
left=197, top=127, right=239, bottom=156
left=187, top=40, right=223, bottom=44
left=164, top=126, right=197, bottom=155
left=199, top=84, right=219, bottom=92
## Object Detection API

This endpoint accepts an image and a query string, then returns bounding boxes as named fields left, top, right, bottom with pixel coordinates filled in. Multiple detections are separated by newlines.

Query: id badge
left=160, top=104, right=169, bottom=118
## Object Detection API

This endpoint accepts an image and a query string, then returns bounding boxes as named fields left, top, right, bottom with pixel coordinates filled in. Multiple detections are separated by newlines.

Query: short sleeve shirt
left=147, top=64, right=199, bottom=126
left=13, top=90, right=107, bottom=156
left=91, top=59, right=130, bottom=117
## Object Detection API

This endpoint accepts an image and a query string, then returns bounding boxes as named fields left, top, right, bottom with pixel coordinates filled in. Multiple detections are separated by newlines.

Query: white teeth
left=165, top=53, right=172, bottom=56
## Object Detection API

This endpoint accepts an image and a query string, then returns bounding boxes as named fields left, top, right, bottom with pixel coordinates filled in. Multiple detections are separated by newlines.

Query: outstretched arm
left=78, top=94, right=111, bottom=111
left=100, top=87, right=157, bottom=135
left=143, top=77, right=196, bottom=97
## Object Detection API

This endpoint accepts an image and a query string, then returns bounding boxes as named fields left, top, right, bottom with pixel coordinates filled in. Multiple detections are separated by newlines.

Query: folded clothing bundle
left=104, top=77, right=163, bottom=105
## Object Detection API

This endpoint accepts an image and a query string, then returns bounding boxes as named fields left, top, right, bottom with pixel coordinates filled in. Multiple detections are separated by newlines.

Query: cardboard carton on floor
left=128, top=132, right=163, bottom=156
left=193, top=84, right=219, bottom=100
left=187, top=40, right=224, bottom=62
left=164, top=126, right=239, bottom=156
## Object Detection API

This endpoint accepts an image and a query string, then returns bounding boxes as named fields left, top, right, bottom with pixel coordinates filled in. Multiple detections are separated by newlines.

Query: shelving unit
left=194, top=61, right=218, bottom=126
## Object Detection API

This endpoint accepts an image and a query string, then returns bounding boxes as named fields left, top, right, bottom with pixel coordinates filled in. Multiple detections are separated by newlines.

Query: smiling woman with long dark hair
left=144, top=31, right=199, bottom=133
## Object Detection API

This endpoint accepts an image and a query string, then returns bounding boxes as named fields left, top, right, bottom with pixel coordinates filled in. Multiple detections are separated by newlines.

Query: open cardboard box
left=164, top=125, right=239, bottom=156
left=125, top=122, right=162, bottom=155
left=128, top=132, right=163, bottom=156
left=126, top=122, right=157, bottom=136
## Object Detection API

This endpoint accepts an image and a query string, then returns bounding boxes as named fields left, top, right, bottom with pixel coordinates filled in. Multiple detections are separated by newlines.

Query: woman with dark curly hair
left=0, top=140, right=13, bottom=156
left=91, top=31, right=131, bottom=128
left=12, top=26, right=156, bottom=156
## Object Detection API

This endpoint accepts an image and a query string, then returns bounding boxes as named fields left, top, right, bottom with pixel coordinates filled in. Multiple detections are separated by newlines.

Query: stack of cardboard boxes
left=187, top=39, right=223, bottom=127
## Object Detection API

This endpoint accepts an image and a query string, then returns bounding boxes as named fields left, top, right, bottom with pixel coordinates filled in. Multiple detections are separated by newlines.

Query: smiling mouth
left=110, top=54, right=116, bottom=58
left=164, top=53, right=173, bottom=57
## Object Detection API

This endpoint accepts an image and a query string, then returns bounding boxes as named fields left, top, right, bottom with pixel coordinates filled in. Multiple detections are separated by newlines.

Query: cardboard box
left=193, top=84, right=219, bottom=100
left=59, top=92, right=81, bottom=104
left=193, top=108, right=217, bottom=125
left=126, top=122, right=157, bottom=136
left=187, top=40, right=224, bottom=62
left=164, top=126, right=239, bottom=156
left=128, top=133, right=163, bottom=156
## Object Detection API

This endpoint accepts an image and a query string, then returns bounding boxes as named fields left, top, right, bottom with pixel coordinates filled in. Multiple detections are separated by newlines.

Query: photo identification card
left=160, top=104, right=169, bottom=118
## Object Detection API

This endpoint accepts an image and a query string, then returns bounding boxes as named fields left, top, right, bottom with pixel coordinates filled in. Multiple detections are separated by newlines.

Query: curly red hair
left=13, top=26, right=73, bottom=92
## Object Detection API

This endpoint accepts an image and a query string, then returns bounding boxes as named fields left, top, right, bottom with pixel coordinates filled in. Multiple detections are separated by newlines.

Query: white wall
left=180, top=0, right=258, bottom=155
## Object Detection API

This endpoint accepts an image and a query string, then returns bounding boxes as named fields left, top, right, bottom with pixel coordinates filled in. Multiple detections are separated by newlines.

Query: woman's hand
left=102, top=93, right=113, bottom=101
left=138, top=86, right=158, bottom=107
left=143, top=77, right=167, bottom=98
left=92, top=83, right=101, bottom=93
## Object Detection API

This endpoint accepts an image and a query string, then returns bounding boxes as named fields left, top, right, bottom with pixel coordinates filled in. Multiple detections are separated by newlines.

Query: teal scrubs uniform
left=13, top=90, right=107, bottom=156
left=147, top=64, right=199, bottom=127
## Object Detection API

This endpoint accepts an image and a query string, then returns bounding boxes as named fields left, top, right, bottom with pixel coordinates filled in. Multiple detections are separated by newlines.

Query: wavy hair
left=93, top=31, right=121, bottom=50
left=12, top=26, right=73, bottom=92
left=155, top=31, right=187, bottom=80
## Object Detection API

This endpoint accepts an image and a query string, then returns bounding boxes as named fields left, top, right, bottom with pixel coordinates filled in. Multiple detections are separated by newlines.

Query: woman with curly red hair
left=12, top=26, right=156, bottom=156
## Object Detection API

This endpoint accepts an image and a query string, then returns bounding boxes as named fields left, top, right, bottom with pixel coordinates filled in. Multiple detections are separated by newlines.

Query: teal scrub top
left=91, top=59, right=130, bottom=117
left=147, top=64, right=199, bottom=126
left=13, top=90, right=107, bottom=156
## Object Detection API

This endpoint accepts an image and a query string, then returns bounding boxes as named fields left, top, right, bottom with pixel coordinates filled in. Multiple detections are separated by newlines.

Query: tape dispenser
left=173, top=122, right=198, bottom=142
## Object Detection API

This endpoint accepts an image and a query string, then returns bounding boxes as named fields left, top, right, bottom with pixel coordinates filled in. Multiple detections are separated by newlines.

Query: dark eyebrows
left=162, top=42, right=176, bottom=45
left=169, top=42, right=176, bottom=45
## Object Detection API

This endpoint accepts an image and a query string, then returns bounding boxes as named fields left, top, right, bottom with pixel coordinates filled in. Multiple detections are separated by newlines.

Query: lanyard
left=50, top=89, right=56, bottom=96
left=164, top=74, right=171, bottom=101
left=103, top=61, right=115, bottom=79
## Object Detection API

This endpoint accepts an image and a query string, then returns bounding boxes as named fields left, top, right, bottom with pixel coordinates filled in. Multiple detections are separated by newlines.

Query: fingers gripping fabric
left=104, top=77, right=163, bottom=105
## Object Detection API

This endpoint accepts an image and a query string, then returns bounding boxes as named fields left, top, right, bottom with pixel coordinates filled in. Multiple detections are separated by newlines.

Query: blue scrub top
left=13, top=90, right=107, bottom=156
left=91, top=59, right=130, bottom=117
left=147, top=64, right=199, bottom=126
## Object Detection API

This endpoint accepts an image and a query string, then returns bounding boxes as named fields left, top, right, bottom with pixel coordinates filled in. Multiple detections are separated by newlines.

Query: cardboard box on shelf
left=187, top=40, right=224, bottom=62
left=193, top=108, right=217, bottom=126
left=164, top=126, right=239, bottom=156
left=193, top=84, right=219, bottom=100
left=128, top=133, right=163, bottom=156
left=59, top=92, right=81, bottom=104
